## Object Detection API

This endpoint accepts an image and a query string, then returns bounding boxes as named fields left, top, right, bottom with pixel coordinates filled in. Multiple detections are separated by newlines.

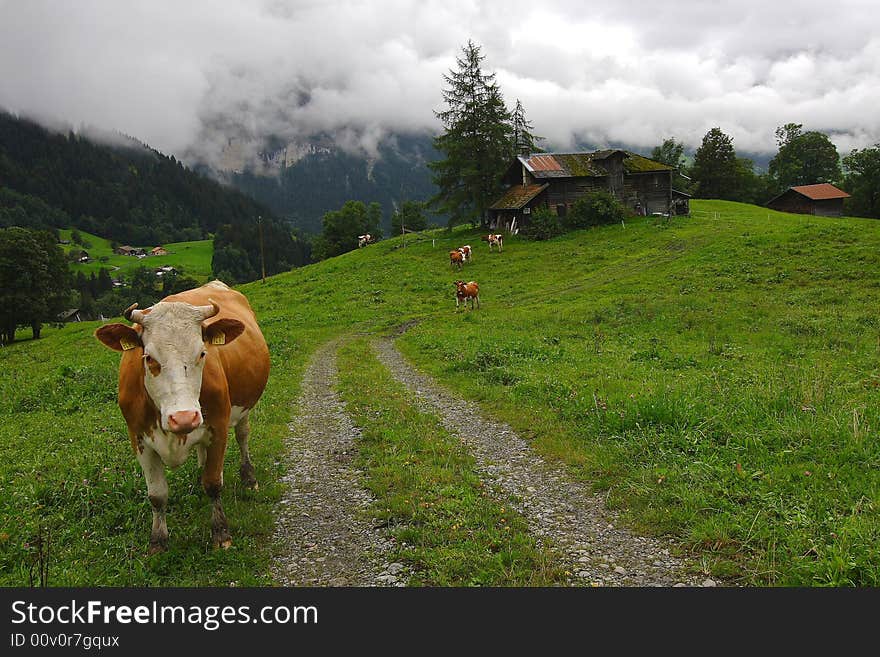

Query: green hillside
left=3, top=199, right=880, bottom=586
left=58, top=228, right=213, bottom=280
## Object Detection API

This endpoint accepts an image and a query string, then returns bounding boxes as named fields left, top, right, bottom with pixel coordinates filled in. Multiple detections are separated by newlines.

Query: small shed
left=671, top=189, right=691, bottom=216
left=150, top=246, right=168, bottom=256
left=766, top=183, right=850, bottom=217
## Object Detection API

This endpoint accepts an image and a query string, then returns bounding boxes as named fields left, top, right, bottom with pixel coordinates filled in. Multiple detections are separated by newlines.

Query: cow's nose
left=168, top=410, right=201, bottom=433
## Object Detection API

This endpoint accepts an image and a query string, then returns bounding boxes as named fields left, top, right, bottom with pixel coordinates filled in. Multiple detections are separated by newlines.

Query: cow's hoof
left=240, top=464, right=258, bottom=490
left=212, top=530, right=233, bottom=549
left=148, top=541, right=167, bottom=555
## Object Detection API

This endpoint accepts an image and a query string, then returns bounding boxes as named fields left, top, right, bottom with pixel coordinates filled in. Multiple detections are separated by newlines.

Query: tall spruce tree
left=691, top=127, right=739, bottom=200
left=429, top=40, right=513, bottom=227
left=511, top=99, right=543, bottom=156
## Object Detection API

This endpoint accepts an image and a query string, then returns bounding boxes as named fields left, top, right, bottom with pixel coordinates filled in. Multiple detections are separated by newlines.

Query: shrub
left=565, top=191, right=626, bottom=229
left=520, top=207, right=563, bottom=240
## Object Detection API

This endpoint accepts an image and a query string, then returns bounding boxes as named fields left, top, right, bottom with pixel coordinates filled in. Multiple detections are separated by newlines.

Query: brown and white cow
left=449, top=249, right=464, bottom=270
left=457, top=245, right=472, bottom=263
left=454, top=280, right=480, bottom=310
left=358, top=234, right=374, bottom=248
left=94, top=281, right=270, bottom=553
left=486, top=234, right=503, bottom=252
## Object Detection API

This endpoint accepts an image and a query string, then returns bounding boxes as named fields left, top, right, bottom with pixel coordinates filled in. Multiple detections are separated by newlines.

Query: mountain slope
left=203, top=133, right=439, bottom=235
left=0, top=111, right=307, bottom=280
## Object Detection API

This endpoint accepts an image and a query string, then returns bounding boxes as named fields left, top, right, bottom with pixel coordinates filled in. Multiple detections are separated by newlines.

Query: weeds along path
left=271, top=339, right=406, bottom=586
left=373, top=337, right=712, bottom=587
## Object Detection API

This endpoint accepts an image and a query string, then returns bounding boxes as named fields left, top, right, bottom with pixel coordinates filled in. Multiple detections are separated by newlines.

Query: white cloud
left=1, top=0, right=878, bottom=167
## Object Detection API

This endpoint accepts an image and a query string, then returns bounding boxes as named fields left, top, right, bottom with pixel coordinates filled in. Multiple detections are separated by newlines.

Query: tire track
left=271, top=340, right=407, bottom=586
left=373, top=337, right=713, bottom=587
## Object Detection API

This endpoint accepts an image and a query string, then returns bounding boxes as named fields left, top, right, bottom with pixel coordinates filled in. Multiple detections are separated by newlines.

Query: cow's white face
left=95, top=299, right=245, bottom=435
left=138, top=303, right=209, bottom=434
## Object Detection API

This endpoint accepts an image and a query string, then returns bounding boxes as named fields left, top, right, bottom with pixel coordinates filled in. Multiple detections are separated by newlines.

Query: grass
left=58, top=228, right=213, bottom=281
left=335, top=338, right=564, bottom=586
left=3, top=199, right=880, bottom=586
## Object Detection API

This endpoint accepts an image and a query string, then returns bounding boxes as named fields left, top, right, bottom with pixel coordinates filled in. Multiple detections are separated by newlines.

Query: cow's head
left=95, top=300, right=244, bottom=434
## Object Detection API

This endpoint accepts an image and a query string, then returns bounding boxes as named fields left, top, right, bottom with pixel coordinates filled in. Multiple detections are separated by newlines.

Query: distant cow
left=481, top=234, right=503, bottom=252
left=358, top=234, right=374, bottom=248
left=454, top=280, right=480, bottom=310
left=94, top=281, right=270, bottom=553
left=457, top=245, right=472, bottom=262
left=450, top=249, right=464, bottom=270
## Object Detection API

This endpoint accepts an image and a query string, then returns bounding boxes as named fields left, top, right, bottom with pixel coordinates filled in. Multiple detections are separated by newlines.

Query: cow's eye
left=143, top=354, right=161, bottom=375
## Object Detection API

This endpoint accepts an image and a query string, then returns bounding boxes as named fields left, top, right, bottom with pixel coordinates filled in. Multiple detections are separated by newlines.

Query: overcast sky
left=2, top=0, right=879, bottom=166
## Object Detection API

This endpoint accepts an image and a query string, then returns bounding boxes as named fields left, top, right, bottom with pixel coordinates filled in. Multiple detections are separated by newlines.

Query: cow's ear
left=203, top=318, right=245, bottom=346
left=95, top=324, right=142, bottom=352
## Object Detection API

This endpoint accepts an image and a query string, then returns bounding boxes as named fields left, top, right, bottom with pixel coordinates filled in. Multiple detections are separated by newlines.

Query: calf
left=454, top=280, right=480, bottom=310
left=94, top=281, right=270, bottom=553
left=486, top=234, right=503, bottom=252
left=449, top=249, right=464, bottom=270
left=457, top=244, right=472, bottom=263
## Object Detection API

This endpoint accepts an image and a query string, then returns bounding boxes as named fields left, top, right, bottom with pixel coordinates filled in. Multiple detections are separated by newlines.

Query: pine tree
left=511, top=99, right=543, bottom=156
left=691, top=127, right=739, bottom=200
left=429, top=40, right=513, bottom=227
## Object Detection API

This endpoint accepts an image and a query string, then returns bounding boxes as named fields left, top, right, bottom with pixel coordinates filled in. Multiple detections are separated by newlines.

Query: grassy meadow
left=58, top=228, right=213, bottom=281
left=3, top=199, right=880, bottom=586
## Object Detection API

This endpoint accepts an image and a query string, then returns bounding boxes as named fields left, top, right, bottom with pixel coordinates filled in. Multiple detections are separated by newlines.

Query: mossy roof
left=490, top=183, right=549, bottom=210
left=518, top=150, right=672, bottom=178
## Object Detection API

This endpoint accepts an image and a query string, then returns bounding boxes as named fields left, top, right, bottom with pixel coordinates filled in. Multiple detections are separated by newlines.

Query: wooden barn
left=766, top=183, right=850, bottom=217
left=489, top=150, right=682, bottom=231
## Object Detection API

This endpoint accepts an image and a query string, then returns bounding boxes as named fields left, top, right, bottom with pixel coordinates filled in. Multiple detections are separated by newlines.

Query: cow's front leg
left=202, top=429, right=231, bottom=549
left=137, top=444, right=169, bottom=554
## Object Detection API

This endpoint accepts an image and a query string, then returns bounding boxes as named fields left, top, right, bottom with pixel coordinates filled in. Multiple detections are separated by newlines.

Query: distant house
left=150, top=246, right=168, bottom=256
left=115, top=245, right=146, bottom=256
left=155, top=265, right=178, bottom=277
left=766, top=183, right=850, bottom=217
left=489, top=150, right=682, bottom=232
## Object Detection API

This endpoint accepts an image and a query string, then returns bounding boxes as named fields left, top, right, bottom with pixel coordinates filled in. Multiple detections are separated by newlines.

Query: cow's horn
left=197, top=299, right=220, bottom=320
left=123, top=303, right=148, bottom=325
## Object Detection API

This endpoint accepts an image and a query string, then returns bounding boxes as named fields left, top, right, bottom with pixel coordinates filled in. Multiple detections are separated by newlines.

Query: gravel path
left=373, top=337, right=714, bottom=587
left=271, top=340, right=407, bottom=586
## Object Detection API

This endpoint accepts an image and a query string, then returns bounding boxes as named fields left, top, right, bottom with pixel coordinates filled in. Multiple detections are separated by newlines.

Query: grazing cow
left=454, top=280, right=480, bottom=310
left=94, top=281, right=270, bottom=553
left=457, top=245, right=472, bottom=263
left=450, top=249, right=464, bottom=270
left=358, top=234, right=374, bottom=248
left=486, top=234, right=503, bottom=252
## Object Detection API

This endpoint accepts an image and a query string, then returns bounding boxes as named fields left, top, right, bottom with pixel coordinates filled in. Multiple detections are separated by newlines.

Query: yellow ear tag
left=211, top=332, right=226, bottom=346
left=120, top=337, right=137, bottom=351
